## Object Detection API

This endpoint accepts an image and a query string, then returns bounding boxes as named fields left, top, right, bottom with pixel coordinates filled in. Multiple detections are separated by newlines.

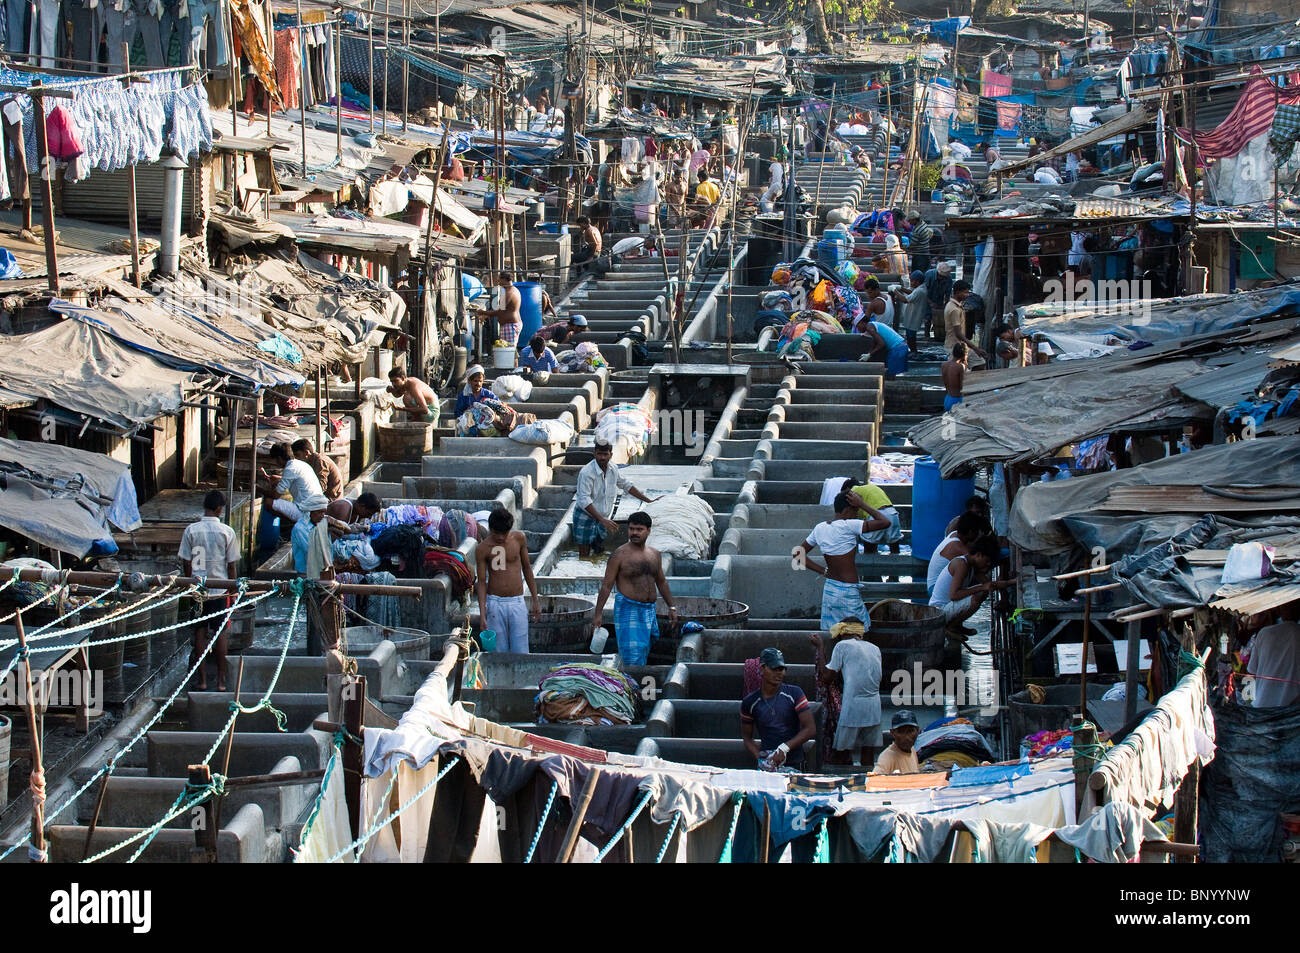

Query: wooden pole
left=1072, top=719, right=1098, bottom=815
left=15, top=612, right=47, bottom=861
left=208, top=657, right=246, bottom=842
left=1123, top=619, right=1142, bottom=724
left=189, top=763, right=218, bottom=861
left=557, top=768, right=600, bottom=862
left=342, top=674, right=366, bottom=840
left=1173, top=762, right=1200, bottom=862
left=314, top=365, right=324, bottom=457
left=80, top=770, right=112, bottom=861
left=246, top=409, right=259, bottom=565
left=265, top=2, right=274, bottom=136
left=123, top=44, right=141, bottom=288
left=1080, top=571, right=1092, bottom=713
left=30, top=82, right=60, bottom=295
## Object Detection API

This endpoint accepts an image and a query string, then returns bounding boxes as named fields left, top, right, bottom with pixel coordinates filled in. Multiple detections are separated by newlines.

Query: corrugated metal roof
left=1175, top=350, right=1281, bottom=407
left=1210, top=581, right=1300, bottom=615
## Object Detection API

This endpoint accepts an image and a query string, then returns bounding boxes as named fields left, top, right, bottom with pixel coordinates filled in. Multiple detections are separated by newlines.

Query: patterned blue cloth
left=819, top=578, right=868, bottom=631
left=572, top=508, right=606, bottom=546
left=614, top=591, right=659, bottom=665
left=948, top=762, right=1034, bottom=787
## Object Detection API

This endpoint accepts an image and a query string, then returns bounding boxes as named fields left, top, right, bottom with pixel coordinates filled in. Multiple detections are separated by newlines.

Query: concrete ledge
left=147, top=729, right=333, bottom=777
left=400, top=477, right=531, bottom=512
left=73, top=757, right=309, bottom=830
left=420, top=453, right=551, bottom=490
left=50, top=803, right=267, bottom=863
left=187, top=692, right=329, bottom=734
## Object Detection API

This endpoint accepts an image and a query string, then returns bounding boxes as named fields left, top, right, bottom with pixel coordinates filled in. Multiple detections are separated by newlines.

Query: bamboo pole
left=557, top=769, right=600, bottom=862
left=0, top=568, right=423, bottom=597
left=15, top=612, right=47, bottom=861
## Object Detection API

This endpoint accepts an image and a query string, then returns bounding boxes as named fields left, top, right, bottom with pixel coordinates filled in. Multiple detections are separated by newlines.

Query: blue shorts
left=614, top=591, right=659, bottom=665
left=820, top=578, right=869, bottom=631
left=572, top=509, right=606, bottom=546
left=944, top=394, right=964, bottom=411
left=886, top=342, right=909, bottom=376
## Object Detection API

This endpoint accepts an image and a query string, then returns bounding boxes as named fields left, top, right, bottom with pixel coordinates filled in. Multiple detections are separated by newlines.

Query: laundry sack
left=508, top=419, right=575, bottom=446
left=1221, top=542, right=1274, bottom=586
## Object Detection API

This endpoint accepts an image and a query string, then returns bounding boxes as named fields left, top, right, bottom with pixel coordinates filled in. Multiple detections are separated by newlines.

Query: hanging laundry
left=995, top=101, right=1022, bottom=136
left=926, top=82, right=955, bottom=121
left=231, top=0, right=282, bottom=106
left=1270, top=102, right=1300, bottom=161
left=981, top=69, right=1012, bottom=97
left=274, top=28, right=302, bottom=111
left=955, top=90, right=978, bottom=126
left=1183, top=67, right=1300, bottom=159
left=1019, top=104, right=1046, bottom=141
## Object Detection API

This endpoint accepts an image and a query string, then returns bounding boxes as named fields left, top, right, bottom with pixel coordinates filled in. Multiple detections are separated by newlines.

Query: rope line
left=524, top=779, right=559, bottom=864
left=0, top=583, right=198, bottom=650
left=591, top=791, right=654, bottom=863
left=294, top=744, right=341, bottom=853
left=324, top=755, right=462, bottom=863
left=0, top=586, right=278, bottom=862
left=718, top=793, right=745, bottom=863
left=655, top=810, right=682, bottom=863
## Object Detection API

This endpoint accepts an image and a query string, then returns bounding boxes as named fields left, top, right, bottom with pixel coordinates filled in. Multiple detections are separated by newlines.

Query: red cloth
left=45, top=105, right=84, bottom=160
left=422, top=549, right=474, bottom=598
left=1181, top=67, right=1300, bottom=159
left=743, top=658, right=761, bottom=696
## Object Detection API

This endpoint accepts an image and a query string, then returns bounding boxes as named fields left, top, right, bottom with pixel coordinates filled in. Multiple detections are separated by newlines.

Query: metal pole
left=401, top=0, right=410, bottom=131
left=228, top=0, right=239, bottom=135
left=246, top=409, right=260, bottom=565
left=1123, top=620, right=1141, bottom=724
left=381, top=0, right=390, bottom=135
left=368, top=0, right=376, bottom=133
left=295, top=0, right=309, bottom=180
left=336, top=13, right=343, bottom=163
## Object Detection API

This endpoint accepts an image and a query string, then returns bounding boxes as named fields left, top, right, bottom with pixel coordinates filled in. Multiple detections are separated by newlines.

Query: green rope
left=0, top=586, right=278, bottom=861
left=524, top=780, right=559, bottom=864
left=24, top=576, right=123, bottom=637
left=8, top=585, right=203, bottom=653
left=655, top=810, right=683, bottom=863
left=814, top=818, right=829, bottom=863
left=591, top=791, right=654, bottom=862
left=325, top=755, right=463, bottom=863
left=718, top=793, right=745, bottom=863
left=81, top=782, right=219, bottom=864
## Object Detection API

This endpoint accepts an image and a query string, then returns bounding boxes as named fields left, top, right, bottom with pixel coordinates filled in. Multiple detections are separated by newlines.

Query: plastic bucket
left=492, top=345, right=517, bottom=369
left=479, top=629, right=498, bottom=652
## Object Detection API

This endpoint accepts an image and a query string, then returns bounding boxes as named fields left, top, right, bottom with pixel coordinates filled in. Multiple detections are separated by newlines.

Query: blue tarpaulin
left=914, top=17, right=971, bottom=45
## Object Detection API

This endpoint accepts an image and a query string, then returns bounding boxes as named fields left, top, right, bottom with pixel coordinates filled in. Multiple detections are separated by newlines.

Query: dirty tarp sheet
left=1109, top=514, right=1300, bottom=609
left=0, top=319, right=190, bottom=428
left=1015, top=282, right=1300, bottom=346
left=1201, top=701, right=1300, bottom=863
left=910, top=358, right=1210, bottom=478
left=49, top=296, right=305, bottom=389
left=1009, top=434, right=1300, bottom=556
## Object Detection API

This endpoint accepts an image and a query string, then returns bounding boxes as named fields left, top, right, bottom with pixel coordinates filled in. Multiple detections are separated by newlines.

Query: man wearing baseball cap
left=874, top=709, right=921, bottom=775
left=741, top=647, right=816, bottom=771
left=538, top=313, right=588, bottom=347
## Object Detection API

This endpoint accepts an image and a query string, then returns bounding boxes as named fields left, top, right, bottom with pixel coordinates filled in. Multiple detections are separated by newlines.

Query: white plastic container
left=492, top=345, right=517, bottom=369
left=589, top=626, right=609, bottom=653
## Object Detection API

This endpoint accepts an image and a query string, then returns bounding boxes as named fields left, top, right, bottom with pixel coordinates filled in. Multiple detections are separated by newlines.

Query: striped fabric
left=1182, top=69, right=1300, bottom=160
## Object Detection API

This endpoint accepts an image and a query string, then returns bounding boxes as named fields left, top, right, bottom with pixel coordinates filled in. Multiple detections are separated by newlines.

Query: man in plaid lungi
left=592, top=512, right=678, bottom=666
left=484, top=271, right=522, bottom=346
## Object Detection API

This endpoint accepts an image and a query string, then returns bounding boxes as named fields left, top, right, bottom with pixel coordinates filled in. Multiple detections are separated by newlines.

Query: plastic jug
left=590, top=626, right=609, bottom=653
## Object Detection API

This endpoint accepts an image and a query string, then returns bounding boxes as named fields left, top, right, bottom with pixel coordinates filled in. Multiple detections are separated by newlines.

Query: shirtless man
left=592, top=511, right=677, bottom=665
left=387, top=368, right=439, bottom=422
left=793, top=493, right=891, bottom=630
left=941, top=342, right=968, bottom=412
left=475, top=508, right=541, bottom=653
left=484, top=272, right=523, bottom=347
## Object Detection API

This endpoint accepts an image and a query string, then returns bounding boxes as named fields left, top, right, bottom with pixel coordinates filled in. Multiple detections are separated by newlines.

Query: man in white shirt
left=1033, top=164, right=1063, bottom=185
left=1247, top=609, right=1300, bottom=708
left=793, top=493, right=891, bottom=630
left=259, top=442, right=328, bottom=525
left=571, top=440, right=659, bottom=557
left=178, top=490, right=241, bottom=692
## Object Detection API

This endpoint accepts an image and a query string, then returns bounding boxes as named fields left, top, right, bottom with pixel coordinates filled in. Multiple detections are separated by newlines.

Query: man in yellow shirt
left=691, top=169, right=721, bottom=226
left=874, top=710, right=921, bottom=774
left=843, top=479, right=903, bottom=554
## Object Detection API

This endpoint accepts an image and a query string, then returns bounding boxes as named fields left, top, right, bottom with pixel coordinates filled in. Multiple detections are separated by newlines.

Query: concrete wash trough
left=712, top=554, right=927, bottom=615
left=764, top=421, right=876, bottom=444
left=224, top=643, right=400, bottom=699
left=645, top=699, right=824, bottom=767
left=663, top=662, right=818, bottom=700
left=49, top=804, right=269, bottom=863
left=145, top=727, right=334, bottom=777
left=72, top=756, right=311, bottom=830
left=634, top=737, right=818, bottom=771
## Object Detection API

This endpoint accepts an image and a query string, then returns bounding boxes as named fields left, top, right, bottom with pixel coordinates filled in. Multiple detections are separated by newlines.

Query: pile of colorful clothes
left=556, top=341, right=607, bottom=374
left=422, top=549, right=474, bottom=599
left=1021, top=728, right=1074, bottom=759
left=868, top=455, right=914, bottom=484
left=535, top=663, right=640, bottom=726
left=915, top=716, right=996, bottom=768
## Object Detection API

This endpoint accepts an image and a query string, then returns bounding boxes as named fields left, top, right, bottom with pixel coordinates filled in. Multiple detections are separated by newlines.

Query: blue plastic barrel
left=256, top=508, right=281, bottom=552
left=514, top=281, right=544, bottom=348
left=816, top=235, right=848, bottom=270
left=910, top=456, right=975, bottom=561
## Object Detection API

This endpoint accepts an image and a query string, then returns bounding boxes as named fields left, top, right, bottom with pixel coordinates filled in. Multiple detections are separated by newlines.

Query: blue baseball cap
left=760, top=647, right=786, bottom=669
